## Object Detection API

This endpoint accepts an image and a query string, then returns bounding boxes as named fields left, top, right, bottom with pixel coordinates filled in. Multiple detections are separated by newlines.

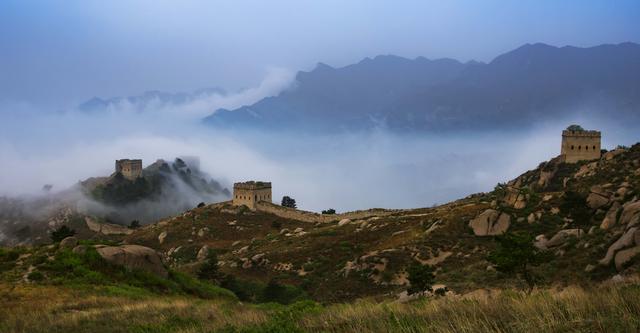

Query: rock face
left=503, top=188, right=527, bottom=209
left=95, top=245, right=168, bottom=278
left=469, top=209, right=510, bottom=236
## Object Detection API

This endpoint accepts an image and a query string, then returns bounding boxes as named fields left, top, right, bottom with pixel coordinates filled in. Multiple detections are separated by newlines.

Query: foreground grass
left=1, top=283, right=639, bottom=332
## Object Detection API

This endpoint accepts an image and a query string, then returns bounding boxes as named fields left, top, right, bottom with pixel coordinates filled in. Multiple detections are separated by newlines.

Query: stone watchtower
left=560, top=125, right=601, bottom=163
left=233, top=181, right=272, bottom=209
left=115, top=159, right=143, bottom=180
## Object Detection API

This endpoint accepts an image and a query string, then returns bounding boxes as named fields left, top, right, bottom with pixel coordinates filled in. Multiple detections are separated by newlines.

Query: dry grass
left=1, top=283, right=640, bottom=332
left=300, top=285, right=640, bottom=333
left=0, top=284, right=266, bottom=333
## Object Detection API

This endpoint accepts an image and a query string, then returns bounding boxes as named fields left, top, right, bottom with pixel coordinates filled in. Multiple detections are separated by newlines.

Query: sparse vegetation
left=322, top=208, right=336, bottom=214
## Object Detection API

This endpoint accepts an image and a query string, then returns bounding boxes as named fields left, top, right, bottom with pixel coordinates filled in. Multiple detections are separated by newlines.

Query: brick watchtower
left=560, top=125, right=601, bottom=163
left=232, top=181, right=272, bottom=209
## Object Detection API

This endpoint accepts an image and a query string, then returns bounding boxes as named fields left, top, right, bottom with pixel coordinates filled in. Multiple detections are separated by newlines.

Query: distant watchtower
left=233, top=181, right=272, bottom=209
left=115, top=159, right=143, bottom=180
left=560, top=125, right=601, bottom=163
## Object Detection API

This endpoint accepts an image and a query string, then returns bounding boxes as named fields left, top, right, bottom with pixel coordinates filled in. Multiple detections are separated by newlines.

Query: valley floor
left=1, top=283, right=639, bottom=333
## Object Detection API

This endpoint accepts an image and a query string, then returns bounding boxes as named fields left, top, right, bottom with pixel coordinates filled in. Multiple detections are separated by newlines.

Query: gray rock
left=96, top=245, right=168, bottom=278
left=469, top=209, right=511, bottom=236
left=59, top=236, right=78, bottom=250
left=545, top=229, right=584, bottom=248
left=599, top=227, right=639, bottom=266
left=600, top=202, right=621, bottom=230
left=614, top=246, right=640, bottom=271
left=620, top=200, right=640, bottom=226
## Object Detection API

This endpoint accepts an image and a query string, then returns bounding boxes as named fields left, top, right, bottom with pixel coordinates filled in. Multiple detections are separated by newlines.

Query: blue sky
left=1, top=0, right=639, bottom=107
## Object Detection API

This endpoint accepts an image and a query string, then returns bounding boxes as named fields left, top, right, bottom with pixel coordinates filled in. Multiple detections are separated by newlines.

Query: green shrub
left=50, top=225, right=76, bottom=243
left=27, top=271, right=44, bottom=281
left=407, top=262, right=435, bottom=295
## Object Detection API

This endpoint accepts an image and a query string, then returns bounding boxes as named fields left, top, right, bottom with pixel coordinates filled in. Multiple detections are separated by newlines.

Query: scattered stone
left=196, top=245, right=209, bottom=261
left=584, top=264, right=596, bottom=272
left=527, top=213, right=536, bottom=224
left=338, top=219, right=351, bottom=226
left=534, top=234, right=550, bottom=250
left=158, top=231, right=167, bottom=244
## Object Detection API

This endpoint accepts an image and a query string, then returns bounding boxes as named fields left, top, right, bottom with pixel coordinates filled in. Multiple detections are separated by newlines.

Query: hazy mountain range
left=203, top=42, right=640, bottom=132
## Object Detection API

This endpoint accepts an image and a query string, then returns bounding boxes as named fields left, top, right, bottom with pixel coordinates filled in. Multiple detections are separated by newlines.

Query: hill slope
left=121, top=144, right=640, bottom=302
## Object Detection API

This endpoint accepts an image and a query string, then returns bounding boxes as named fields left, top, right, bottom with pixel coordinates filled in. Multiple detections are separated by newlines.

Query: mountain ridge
left=205, top=42, right=640, bottom=132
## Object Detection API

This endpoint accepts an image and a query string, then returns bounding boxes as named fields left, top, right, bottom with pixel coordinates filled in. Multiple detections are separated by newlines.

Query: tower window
left=571, top=145, right=574, bottom=150
left=593, top=145, right=596, bottom=150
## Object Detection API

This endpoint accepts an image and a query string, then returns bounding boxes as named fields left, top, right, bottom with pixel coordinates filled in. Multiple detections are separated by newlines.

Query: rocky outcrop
left=95, top=245, right=168, bottom=278
left=85, top=217, right=133, bottom=235
left=469, top=209, right=510, bottom=236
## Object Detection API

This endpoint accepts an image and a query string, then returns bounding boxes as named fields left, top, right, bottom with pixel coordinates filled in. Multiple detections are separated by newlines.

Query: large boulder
left=619, top=200, right=640, bottom=227
left=587, top=186, right=610, bottom=209
left=545, top=229, right=584, bottom=248
left=601, top=202, right=621, bottom=230
left=469, top=209, right=510, bottom=236
left=614, top=246, right=640, bottom=271
left=503, top=188, right=527, bottom=209
left=59, top=236, right=78, bottom=250
left=95, top=245, right=168, bottom=278
left=599, top=227, right=639, bottom=266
